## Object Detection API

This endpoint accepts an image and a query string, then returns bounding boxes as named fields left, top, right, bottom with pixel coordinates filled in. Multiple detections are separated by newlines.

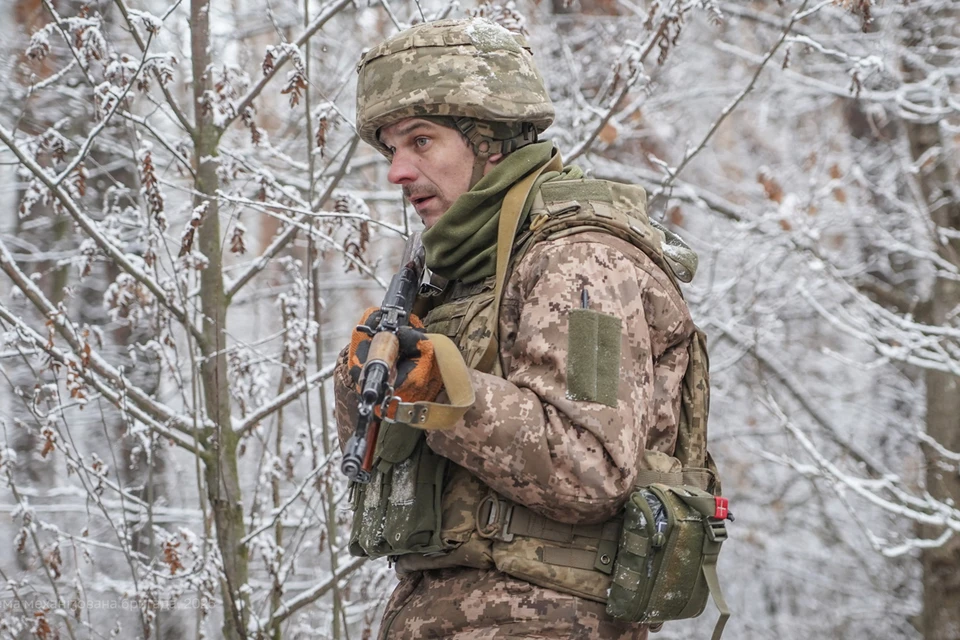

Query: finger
left=349, top=364, right=363, bottom=386
left=364, top=310, right=384, bottom=331
left=356, top=340, right=371, bottom=363
left=358, top=306, right=382, bottom=329
left=397, top=327, right=425, bottom=358
left=395, top=358, right=418, bottom=390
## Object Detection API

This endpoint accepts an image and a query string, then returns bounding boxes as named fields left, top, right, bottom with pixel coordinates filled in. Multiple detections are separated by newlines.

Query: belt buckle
left=382, top=398, right=429, bottom=425
left=477, top=495, right=515, bottom=542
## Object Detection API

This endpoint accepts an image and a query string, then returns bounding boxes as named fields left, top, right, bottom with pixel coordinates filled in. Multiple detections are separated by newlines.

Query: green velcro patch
left=541, top=179, right=613, bottom=204
left=567, top=309, right=622, bottom=407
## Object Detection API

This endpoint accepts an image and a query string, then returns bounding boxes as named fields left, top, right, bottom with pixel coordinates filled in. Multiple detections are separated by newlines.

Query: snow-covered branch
left=0, top=124, right=205, bottom=346
left=234, top=362, right=336, bottom=438
left=224, top=0, right=354, bottom=132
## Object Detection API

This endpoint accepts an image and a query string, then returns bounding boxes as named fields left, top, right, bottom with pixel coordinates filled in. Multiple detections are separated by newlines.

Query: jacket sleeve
left=333, top=345, right=360, bottom=452
left=425, top=233, right=691, bottom=524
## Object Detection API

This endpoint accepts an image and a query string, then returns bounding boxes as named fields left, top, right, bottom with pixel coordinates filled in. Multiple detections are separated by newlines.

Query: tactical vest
left=348, top=178, right=718, bottom=604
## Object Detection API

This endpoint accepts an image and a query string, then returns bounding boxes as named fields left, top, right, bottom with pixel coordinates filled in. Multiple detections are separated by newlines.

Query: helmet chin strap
left=470, top=141, right=491, bottom=189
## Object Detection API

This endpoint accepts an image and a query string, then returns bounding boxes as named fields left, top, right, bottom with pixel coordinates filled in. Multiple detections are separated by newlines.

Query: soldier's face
left=380, top=118, right=499, bottom=228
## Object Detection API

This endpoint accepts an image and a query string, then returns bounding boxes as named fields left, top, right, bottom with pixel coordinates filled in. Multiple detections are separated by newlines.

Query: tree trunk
left=190, top=1, right=248, bottom=638
left=913, top=130, right=960, bottom=639
left=903, top=7, right=960, bottom=636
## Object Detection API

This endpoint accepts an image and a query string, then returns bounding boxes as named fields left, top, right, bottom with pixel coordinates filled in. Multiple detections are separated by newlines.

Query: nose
left=387, top=150, right=418, bottom=185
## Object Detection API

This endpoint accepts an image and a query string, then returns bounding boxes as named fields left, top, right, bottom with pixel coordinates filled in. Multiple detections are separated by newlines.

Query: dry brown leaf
left=598, top=123, right=618, bottom=145
left=758, top=172, right=784, bottom=203
left=668, top=206, right=685, bottom=227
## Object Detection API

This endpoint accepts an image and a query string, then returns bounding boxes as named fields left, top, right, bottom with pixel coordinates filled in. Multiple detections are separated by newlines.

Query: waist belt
left=471, top=467, right=715, bottom=576
left=475, top=495, right=621, bottom=574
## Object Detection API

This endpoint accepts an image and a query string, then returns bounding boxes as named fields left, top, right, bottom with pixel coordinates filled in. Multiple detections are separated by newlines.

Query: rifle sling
left=387, top=333, right=475, bottom=430
left=390, top=150, right=563, bottom=428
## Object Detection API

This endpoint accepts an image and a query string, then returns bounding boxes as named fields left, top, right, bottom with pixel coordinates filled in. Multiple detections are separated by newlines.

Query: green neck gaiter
left=422, top=141, right=583, bottom=283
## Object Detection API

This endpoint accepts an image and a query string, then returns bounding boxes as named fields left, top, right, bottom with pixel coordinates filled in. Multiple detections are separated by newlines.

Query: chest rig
left=348, top=165, right=718, bottom=606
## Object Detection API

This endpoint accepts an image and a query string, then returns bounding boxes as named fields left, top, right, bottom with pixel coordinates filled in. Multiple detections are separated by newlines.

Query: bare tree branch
left=0, top=240, right=207, bottom=445
left=111, top=0, right=196, bottom=136
left=224, top=135, right=381, bottom=302
left=234, top=363, right=336, bottom=437
left=0, top=306, right=202, bottom=455
left=651, top=0, right=818, bottom=207
left=223, top=0, right=354, bottom=132
left=267, top=555, right=367, bottom=629
left=0, top=124, right=206, bottom=347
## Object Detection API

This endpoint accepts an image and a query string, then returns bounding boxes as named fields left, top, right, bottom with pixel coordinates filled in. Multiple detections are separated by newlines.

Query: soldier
left=334, top=17, right=708, bottom=640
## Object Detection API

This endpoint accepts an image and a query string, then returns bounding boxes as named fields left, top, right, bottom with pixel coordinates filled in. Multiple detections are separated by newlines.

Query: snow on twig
left=0, top=241, right=205, bottom=446
left=0, top=125, right=204, bottom=346
left=226, top=0, right=353, bottom=131
left=767, top=397, right=960, bottom=534
left=234, top=362, right=337, bottom=437
left=650, top=0, right=819, bottom=209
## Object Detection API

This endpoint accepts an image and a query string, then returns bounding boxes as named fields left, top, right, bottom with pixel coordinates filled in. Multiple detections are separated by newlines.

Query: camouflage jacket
left=334, top=222, right=694, bottom=637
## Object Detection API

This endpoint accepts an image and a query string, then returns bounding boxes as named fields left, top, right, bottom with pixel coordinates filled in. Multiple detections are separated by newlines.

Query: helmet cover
left=356, top=18, right=555, bottom=155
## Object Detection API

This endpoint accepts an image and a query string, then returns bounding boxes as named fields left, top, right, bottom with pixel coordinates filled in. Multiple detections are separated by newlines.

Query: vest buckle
left=475, top=494, right=515, bottom=542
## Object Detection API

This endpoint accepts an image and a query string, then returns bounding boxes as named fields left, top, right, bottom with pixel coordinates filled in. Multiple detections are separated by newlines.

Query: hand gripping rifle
left=341, top=232, right=426, bottom=483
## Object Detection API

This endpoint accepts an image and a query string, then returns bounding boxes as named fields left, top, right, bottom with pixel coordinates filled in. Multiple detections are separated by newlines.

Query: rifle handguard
left=360, top=332, right=400, bottom=405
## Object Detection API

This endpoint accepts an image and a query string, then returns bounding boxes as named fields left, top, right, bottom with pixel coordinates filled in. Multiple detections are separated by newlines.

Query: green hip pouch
left=606, top=483, right=731, bottom=640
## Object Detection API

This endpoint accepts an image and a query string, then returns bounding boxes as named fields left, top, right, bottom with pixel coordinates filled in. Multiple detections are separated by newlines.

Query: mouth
left=410, top=195, right=435, bottom=210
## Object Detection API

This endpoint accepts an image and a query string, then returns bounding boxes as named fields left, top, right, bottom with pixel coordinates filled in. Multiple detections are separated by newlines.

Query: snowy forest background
left=0, top=0, right=957, bottom=638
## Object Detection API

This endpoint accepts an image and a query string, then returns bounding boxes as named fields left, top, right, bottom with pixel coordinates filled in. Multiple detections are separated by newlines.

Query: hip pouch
left=606, top=483, right=731, bottom=640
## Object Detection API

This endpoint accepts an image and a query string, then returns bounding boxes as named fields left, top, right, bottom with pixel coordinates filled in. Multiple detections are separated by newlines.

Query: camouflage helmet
left=356, top=18, right=555, bottom=156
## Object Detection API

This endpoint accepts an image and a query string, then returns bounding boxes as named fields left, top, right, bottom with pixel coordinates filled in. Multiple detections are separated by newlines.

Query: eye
left=414, top=136, right=430, bottom=149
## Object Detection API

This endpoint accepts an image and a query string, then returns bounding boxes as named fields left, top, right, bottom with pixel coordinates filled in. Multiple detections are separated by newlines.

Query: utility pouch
left=381, top=436, right=448, bottom=554
left=606, top=483, right=731, bottom=640
left=348, top=466, right=392, bottom=557
left=349, top=426, right=449, bottom=558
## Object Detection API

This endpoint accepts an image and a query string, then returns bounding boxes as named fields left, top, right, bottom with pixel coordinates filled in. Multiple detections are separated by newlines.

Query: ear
left=485, top=153, right=504, bottom=170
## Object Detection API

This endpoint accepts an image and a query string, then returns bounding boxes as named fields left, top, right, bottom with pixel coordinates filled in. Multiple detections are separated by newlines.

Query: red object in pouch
left=714, top=497, right=729, bottom=520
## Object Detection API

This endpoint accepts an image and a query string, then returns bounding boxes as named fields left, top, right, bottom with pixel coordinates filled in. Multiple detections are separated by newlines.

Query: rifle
left=341, top=232, right=426, bottom=483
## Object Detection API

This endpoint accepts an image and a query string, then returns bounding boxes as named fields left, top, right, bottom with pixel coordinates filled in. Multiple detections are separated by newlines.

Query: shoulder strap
left=475, top=150, right=564, bottom=374
left=703, top=521, right=730, bottom=640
